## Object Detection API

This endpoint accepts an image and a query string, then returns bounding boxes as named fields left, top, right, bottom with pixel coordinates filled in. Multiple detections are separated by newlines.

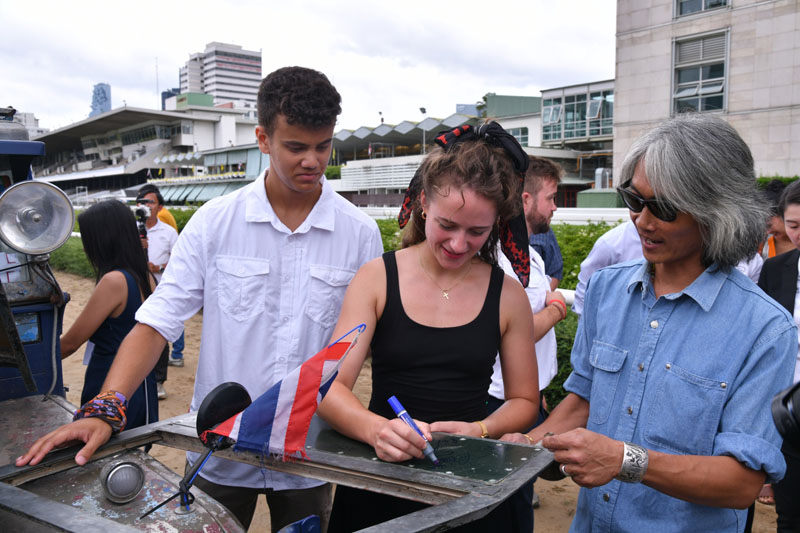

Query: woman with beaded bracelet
left=60, top=200, right=158, bottom=431
left=318, top=122, right=540, bottom=532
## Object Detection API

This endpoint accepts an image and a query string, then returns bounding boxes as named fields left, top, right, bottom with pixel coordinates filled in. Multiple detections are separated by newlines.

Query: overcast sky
left=3, top=0, right=617, bottom=133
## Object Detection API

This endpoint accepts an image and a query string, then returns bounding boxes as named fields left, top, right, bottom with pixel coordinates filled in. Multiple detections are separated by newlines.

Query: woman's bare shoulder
left=98, top=270, right=127, bottom=290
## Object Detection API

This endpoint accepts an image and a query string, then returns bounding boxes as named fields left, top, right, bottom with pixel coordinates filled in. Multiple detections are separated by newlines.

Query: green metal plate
left=310, top=429, right=547, bottom=484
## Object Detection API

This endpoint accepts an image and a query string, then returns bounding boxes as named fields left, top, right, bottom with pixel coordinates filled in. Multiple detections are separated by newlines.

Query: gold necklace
left=417, top=247, right=473, bottom=300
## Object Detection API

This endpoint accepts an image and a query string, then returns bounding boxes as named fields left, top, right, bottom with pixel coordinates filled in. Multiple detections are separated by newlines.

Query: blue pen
left=387, top=395, right=440, bottom=466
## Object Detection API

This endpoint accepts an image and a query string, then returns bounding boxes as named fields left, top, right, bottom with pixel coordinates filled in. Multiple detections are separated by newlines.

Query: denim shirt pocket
left=588, top=341, right=628, bottom=425
left=215, top=256, right=270, bottom=321
left=305, top=265, right=355, bottom=330
left=645, top=363, right=727, bottom=455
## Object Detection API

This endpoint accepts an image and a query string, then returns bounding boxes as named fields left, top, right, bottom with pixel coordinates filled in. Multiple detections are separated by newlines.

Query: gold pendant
left=442, top=290, right=449, bottom=300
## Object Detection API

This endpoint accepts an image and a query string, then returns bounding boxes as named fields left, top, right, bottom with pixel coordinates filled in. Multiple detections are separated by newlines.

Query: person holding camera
left=136, top=184, right=177, bottom=400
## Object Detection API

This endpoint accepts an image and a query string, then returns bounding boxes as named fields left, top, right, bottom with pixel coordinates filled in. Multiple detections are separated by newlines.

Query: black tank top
left=368, top=251, right=503, bottom=423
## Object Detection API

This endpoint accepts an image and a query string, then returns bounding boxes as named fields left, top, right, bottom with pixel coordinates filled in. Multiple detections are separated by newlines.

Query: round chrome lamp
left=99, top=460, right=145, bottom=504
left=0, top=181, right=74, bottom=256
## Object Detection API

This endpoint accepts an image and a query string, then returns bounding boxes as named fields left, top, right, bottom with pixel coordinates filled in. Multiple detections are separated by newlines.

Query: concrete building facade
left=614, top=0, right=800, bottom=180
left=179, top=42, right=262, bottom=109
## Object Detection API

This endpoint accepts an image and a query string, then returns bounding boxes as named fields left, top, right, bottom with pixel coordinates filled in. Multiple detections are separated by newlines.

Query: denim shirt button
left=665, top=363, right=671, bottom=370
left=638, top=363, right=644, bottom=372
left=627, top=406, right=633, bottom=415
left=720, top=382, right=727, bottom=389
left=603, top=493, right=610, bottom=502
left=650, top=320, right=659, bottom=329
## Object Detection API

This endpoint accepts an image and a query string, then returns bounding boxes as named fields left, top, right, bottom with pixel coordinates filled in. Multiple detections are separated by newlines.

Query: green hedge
left=170, top=207, right=198, bottom=233
left=325, top=165, right=341, bottom=181
left=757, top=176, right=799, bottom=187
left=49, top=237, right=94, bottom=278
left=54, top=210, right=618, bottom=408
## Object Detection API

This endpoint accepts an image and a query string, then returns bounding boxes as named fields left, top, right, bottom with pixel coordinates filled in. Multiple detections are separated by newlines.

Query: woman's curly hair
left=401, top=139, right=522, bottom=265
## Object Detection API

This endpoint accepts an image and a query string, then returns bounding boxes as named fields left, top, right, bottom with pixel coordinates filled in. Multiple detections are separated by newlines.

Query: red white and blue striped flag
left=203, top=324, right=364, bottom=461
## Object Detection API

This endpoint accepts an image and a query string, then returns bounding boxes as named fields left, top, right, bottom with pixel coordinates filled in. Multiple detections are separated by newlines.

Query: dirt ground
left=56, top=270, right=779, bottom=532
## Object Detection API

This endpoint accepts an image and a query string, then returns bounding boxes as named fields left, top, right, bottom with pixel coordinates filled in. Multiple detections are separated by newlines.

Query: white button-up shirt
left=490, top=245, right=558, bottom=399
left=136, top=171, right=383, bottom=489
left=145, top=218, right=177, bottom=283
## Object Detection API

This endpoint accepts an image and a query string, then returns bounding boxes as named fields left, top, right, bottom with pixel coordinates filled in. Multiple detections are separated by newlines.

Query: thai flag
left=205, top=324, right=365, bottom=460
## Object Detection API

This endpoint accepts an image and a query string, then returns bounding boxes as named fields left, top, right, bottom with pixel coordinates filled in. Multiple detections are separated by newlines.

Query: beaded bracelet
left=73, top=390, right=129, bottom=434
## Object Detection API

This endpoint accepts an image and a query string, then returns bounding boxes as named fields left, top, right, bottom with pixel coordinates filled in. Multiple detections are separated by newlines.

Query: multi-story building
left=615, top=0, right=800, bottom=180
left=32, top=100, right=259, bottom=197
left=178, top=42, right=262, bottom=109
left=14, top=112, right=49, bottom=138
left=89, top=83, right=111, bottom=118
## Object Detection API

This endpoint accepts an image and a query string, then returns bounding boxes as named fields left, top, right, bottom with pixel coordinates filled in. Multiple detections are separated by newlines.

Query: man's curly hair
left=257, top=67, right=342, bottom=134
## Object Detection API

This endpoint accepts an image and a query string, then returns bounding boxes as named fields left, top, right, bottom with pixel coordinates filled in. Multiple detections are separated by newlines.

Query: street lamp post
left=420, top=107, right=427, bottom=154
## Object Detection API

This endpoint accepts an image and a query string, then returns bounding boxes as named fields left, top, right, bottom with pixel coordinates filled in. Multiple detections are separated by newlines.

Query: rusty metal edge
left=0, top=481, right=141, bottom=533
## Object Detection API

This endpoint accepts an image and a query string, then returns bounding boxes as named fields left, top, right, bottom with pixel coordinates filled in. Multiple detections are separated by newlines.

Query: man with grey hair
left=502, top=114, right=796, bottom=532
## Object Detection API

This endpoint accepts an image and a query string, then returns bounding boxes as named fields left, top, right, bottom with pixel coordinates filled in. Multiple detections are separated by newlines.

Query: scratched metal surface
left=21, top=449, right=243, bottom=532
left=0, top=395, right=244, bottom=532
left=0, top=394, right=73, bottom=465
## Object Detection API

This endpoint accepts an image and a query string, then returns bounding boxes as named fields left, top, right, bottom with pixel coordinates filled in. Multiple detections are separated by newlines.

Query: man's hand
left=542, top=428, right=623, bottom=487
left=147, top=261, right=160, bottom=273
left=545, top=290, right=565, bottom=307
left=140, top=237, right=148, bottom=250
left=500, top=432, right=531, bottom=445
left=16, top=418, right=113, bottom=467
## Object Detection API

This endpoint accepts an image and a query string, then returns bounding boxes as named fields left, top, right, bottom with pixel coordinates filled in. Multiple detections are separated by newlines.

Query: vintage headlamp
left=0, top=180, right=74, bottom=257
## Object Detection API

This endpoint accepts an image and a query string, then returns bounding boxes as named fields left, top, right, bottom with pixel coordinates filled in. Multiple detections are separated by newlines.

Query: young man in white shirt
left=19, top=67, right=384, bottom=532
left=137, top=184, right=178, bottom=400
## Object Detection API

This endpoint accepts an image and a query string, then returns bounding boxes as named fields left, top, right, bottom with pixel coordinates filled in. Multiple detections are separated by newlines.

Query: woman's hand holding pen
left=371, top=417, right=433, bottom=463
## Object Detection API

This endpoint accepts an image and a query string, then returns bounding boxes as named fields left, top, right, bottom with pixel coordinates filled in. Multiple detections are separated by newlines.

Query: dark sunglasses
left=616, top=186, right=678, bottom=222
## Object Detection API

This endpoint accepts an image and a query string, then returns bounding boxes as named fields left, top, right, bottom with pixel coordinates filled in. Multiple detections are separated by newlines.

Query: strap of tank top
left=383, top=250, right=400, bottom=305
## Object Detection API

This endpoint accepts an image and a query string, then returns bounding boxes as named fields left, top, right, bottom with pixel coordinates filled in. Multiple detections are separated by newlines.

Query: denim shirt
left=565, top=260, right=796, bottom=533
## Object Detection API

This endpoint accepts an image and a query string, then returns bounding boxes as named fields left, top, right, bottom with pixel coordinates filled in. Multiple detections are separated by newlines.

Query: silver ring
left=560, top=464, right=568, bottom=477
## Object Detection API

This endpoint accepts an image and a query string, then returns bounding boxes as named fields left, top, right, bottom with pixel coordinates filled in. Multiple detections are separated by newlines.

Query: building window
left=542, top=98, right=562, bottom=141
left=563, top=94, right=587, bottom=139
left=677, top=0, right=726, bottom=16
left=673, top=33, right=726, bottom=114
left=588, top=90, right=614, bottom=136
left=508, top=127, right=529, bottom=147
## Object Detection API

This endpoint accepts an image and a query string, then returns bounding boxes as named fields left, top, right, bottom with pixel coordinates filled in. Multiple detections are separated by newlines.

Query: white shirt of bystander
left=145, top=219, right=177, bottom=283
left=489, top=246, right=557, bottom=398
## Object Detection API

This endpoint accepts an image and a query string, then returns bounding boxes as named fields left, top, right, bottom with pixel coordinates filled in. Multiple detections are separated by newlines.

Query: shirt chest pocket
left=645, top=364, right=726, bottom=456
left=216, top=256, right=270, bottom=321
left=305, top=265, right=355, bottom=330
left=588, top=341, right=628, bottom=426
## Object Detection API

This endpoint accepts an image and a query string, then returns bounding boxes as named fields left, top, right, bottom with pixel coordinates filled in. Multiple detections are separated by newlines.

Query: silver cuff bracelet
left=616, top=441, right=648, bottom=483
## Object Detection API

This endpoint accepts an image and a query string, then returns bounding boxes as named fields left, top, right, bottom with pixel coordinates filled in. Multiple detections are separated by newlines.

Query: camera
left=131, top=204, right=150, bottom=239
left=772, top=381, right=800, bottom=448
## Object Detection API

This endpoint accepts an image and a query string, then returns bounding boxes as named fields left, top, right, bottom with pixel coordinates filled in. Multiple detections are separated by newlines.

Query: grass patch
left=49, top=237, right=94, bottom=279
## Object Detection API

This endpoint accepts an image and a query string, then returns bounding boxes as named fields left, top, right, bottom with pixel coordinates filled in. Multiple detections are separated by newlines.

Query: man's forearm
left=101, top=323, right=167, bottom=398
left=644, top=452, right=765, bottom=509
left=533, top=303, right=562, bottom=342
